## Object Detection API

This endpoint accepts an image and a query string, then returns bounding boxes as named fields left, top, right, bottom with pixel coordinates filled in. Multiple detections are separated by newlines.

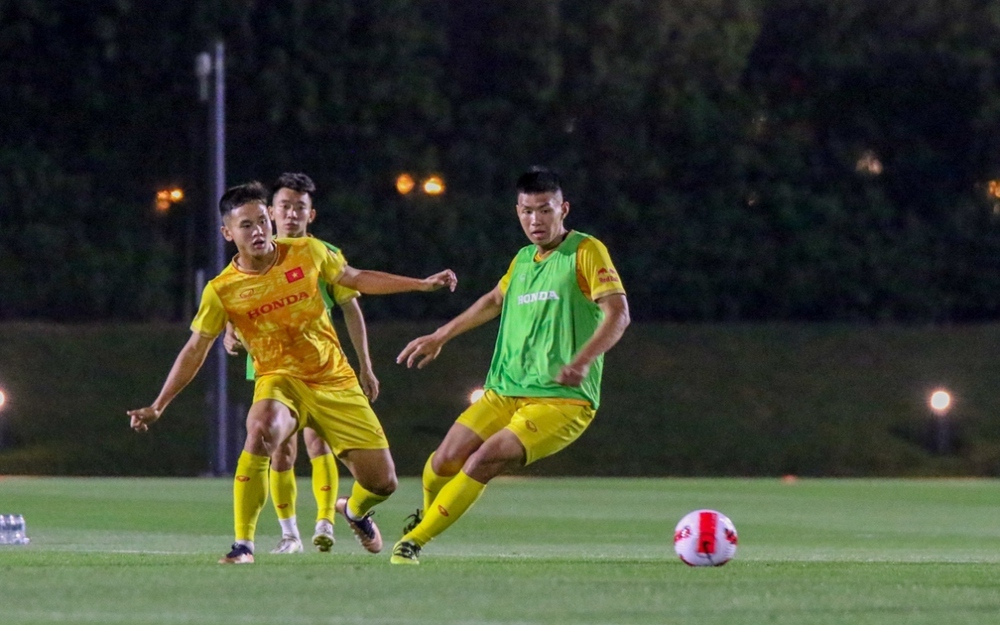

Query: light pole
left=196, top=42, right=230, bottom=476
left=929, top=389, right=952, bottom=455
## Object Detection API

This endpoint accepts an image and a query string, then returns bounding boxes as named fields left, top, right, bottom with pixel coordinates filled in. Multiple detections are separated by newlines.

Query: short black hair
left=271, top=172, right=316, bottom=200
left=219, top=181, right=269, bottom=216
left=516, top=167, right=562, bottom=195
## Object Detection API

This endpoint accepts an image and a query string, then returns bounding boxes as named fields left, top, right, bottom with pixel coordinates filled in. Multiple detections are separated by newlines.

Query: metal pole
left=197, top=42, right=228, bottom=475
left=211, top=41, right=229, bottom=475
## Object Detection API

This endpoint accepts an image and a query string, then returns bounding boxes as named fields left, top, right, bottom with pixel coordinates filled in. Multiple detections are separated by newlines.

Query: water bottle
left=0, top=514, right=29, bottom=545
left=11, top=514, right=28, bottom=545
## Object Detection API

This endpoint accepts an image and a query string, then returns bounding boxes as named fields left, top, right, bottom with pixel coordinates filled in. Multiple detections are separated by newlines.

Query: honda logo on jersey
left=516, top=290, right=560, bottom=305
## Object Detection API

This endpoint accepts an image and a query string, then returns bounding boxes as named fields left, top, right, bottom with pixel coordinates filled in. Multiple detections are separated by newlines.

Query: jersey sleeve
left=328, top=249, right=360, bottom=305
left=576, top=237, right=626, bottom=301
left=496, top=256, right=519, bottom=296
left=306, top=237, right=346, bottom=284
left=190, top=282, right=228, bottom=337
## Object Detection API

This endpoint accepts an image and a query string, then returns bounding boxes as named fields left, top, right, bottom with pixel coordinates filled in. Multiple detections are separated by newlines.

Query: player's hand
left=359, top=367, right=380, bottom=402
left=421, top=269, right=457, bottom=293
left=555, top=362, right=590, bottom=387
left=222, top=324, right=244, bottom=356
left=397, top=334, right=445, bottom=369
left=127, top=406, right=163, bottom=433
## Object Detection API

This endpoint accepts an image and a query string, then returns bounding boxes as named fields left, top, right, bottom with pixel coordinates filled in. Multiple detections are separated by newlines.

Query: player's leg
left=268, top=434, right=303, bottom=553
left=336, top=447, right=396, bottom=552
left=303, top=427, right=337, bottom=551
left=392, top=430, right=521, bottom=565
left=423, top=424, right=483, bottom=509
left=222, top=396, right=299, bottom=564
left=392, top=399, right=595, bottom=565
left=307, top=384, right=394, bottom=553
left=412, top=390, right=512, bottom=526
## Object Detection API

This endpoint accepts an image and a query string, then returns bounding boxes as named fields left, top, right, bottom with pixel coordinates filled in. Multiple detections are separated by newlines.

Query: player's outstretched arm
left=341, top=297, right=379, bottom=402
left=397, top=286, right=504, bottom=369
left=337, top=265, right=457, bottom=295
left=127, top=331, right=216, bottom=432
left=555, top=293, right=630, bottom=387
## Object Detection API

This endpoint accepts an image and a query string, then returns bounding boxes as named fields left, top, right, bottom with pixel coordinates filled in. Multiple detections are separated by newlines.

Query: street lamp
left=395, top=173, right=416, bottom=195
left=155, top=187, right=185, bottom=212
left=928, top=389, right=952, bottom=454
left=422, top=175, right=445, bottom=195
left=396, top=173, right=445, bottom=196
left=0, top=387, right=8, bottom=450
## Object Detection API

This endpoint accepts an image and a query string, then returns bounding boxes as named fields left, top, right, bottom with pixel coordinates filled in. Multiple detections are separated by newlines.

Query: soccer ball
left=673, top=509, right=738, bottom=566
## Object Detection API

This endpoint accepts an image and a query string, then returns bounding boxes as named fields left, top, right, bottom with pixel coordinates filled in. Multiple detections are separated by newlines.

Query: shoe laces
left=394, top=541, right=420, bottom=558
left=227, top=543, right=252, bottom=557
left=402, top=509, right=423, bottom=534
left=352, top=512, right=377, bottom=540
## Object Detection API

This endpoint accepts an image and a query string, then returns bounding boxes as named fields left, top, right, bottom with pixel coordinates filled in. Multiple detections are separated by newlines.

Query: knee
left=366, top=473, right=397, bottom=497
left=243, top=421, right=272, bottom=455
left=431, top=449, right=467, bottom=477
left=304, top=434, right=330, bottom=458
left=270, top=445, right=295, bottom=471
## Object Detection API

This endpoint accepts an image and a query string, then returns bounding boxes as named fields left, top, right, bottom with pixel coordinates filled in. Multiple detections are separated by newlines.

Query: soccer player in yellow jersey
left=222, top=172, right=380, bottom=555
left=127, top=181, right=457, bottom=564
left=391, top=168, right=630, bottom=564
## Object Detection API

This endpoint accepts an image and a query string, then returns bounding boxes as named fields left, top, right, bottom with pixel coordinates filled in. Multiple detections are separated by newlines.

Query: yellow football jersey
left=191, top=237, right=358, bottom=388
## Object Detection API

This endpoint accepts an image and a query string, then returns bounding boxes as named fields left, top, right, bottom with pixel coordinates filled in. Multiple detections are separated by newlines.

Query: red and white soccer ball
left=673, top=509, right=738, bottom=566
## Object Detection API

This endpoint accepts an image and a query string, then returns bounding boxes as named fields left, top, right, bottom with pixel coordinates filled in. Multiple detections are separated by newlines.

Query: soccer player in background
left=127, top=181, right=457, bottom=564
left=223, top=172, right=379, bottom=555
left=390, top=167, right=630, bottom=564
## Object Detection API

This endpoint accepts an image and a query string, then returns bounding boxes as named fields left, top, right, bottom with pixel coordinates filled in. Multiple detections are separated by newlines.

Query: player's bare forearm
left=557, top=294, right=630, bottom=386
left=436, top=287, right=504, bottom=342
left=338, top=266, right=457, bottom=295
left=153, top=333, right=215, bottom=409
left=341, top=299, right=373, bottom=370
left=342, top=298, right=380, bottom=401
left=128, top=332, right=214, bottom=431
left=397, top=287, right=503, bottom=369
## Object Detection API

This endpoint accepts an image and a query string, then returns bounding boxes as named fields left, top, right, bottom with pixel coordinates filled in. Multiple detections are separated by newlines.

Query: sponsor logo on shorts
left=246, top=291, right=309, bottom=320
left=516, top=290, right=559, bottom=305
left=525, top=420, right=538, bottom=432
left=277, top=503, right=289, bottom=509
left=236, top=475, right=250, bottom=482
left=285, top=267, right=304, bottom=283
left=437, top=505, right=450, bottom=517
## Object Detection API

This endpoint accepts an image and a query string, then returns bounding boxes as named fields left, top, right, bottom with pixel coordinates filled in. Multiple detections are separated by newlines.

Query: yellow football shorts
left=456, top=389, right=595, bottom=465
left=253, top=374, right=388, bottom=456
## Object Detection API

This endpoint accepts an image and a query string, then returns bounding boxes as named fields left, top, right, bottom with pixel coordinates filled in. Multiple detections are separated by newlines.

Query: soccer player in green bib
left=391, top=168, right=630, bottom=564
left=223, top=172, right=380, bottom=555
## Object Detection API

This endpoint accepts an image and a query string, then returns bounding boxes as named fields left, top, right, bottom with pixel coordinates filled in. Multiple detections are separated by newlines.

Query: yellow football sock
left=406, top=470, right=485, bottom=547
left=422, top=452, right=456, bottom=512
left=311, top=453, right=338, bottom=522
left=233, top=451, right=270, bottom=542
left=269, top=467, right=296, bottom=520
left=345, top=481, right=390, bottom=519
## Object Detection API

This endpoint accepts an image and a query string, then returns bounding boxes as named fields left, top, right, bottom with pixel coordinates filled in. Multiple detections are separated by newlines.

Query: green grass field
left=1, top=477, right=999, bottom=624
